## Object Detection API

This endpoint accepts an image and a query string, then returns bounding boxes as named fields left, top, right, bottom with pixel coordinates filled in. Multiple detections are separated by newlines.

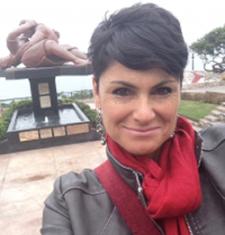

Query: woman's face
left=93, top=62, right=181, bottom=157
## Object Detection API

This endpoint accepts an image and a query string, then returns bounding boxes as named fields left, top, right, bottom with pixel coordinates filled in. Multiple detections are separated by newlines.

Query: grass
left=179, top=100, right=217, bottom=121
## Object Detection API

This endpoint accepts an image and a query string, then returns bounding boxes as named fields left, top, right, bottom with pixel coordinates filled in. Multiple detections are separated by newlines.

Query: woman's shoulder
left=198, top=123, right=225, bottom=200
left=199, top=123, right=225, bottom=151
left=53, top=169, right=105, bottom=197
left=42, top=169, right=131, bottom=235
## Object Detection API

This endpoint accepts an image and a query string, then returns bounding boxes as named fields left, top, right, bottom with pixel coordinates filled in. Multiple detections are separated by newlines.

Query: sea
left=0, top=75, right=93, bottom=100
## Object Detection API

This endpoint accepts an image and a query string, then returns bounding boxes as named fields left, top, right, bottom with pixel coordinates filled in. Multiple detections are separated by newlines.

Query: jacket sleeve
left=40, top=176, right=73, bottom=235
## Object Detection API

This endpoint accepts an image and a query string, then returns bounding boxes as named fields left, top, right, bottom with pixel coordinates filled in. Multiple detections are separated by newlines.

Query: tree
left=190, top=26, right=225, bottom=73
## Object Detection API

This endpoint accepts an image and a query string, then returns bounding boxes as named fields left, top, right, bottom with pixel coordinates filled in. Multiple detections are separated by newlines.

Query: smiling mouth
left=123, top=126, right=160, bottom=136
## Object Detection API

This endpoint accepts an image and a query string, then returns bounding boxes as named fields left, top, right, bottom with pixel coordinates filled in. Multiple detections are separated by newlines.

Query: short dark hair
left=88, top=3, right=188, bottom=85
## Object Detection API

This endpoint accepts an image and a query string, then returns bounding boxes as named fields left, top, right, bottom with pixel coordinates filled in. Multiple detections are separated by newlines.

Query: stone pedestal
left=0, top=64, right=99, bottom=153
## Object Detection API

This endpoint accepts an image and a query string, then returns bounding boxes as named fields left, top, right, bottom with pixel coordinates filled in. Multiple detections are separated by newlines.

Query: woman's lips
left=122, top=126, right=160, bottom=136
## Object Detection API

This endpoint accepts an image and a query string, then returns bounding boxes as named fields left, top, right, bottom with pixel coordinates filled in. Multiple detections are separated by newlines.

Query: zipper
left=109, top=153, right=148, bottom=206
left=109, top=153, right=147, bottom=205
left=133, top=170, right=147, bottom=207
left=108, top=150, right=166, bottom=234
left=185, top=216, right=194, bottom=235
left=133, top=170, right=165, bottom=235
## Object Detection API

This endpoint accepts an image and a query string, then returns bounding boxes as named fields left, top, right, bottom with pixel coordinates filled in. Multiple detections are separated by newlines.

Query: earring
left=96, top=109, right=106, bottom=145
left=170, top=133, right=175, bottom=138
left=170, top=131, right=175, bottom=138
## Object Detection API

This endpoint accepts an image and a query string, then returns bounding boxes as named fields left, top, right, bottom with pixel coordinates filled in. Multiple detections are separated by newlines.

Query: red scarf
left=107, top=117, right=202, bottom=235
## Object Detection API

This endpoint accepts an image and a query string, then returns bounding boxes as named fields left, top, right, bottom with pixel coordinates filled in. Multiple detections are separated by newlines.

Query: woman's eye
left=153, top=87, right=172, bottom=96
left=112, top=87, right=133, bottom=96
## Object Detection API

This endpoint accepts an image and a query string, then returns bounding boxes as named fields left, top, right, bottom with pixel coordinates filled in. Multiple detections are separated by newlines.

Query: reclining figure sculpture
left=0, top=20, right=89, bottom=69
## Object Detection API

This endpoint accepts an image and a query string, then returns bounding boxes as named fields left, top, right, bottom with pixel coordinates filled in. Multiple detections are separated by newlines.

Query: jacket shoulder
left=42, top=169, right=131, bottom=235
left=53, top=169, right=105, bottom=198
left=199, top=124, right=225, bottom=196
left=192, top=124, right=225, bottom=235
left=199, top=123, right=225, bottom=151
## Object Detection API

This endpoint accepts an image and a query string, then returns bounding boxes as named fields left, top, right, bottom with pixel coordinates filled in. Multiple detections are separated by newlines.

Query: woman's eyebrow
left=110, top=79, right=177, bottom=88
left=153, top=80, right=177, bottom=88
left=110, top=81, right=136, bottom=88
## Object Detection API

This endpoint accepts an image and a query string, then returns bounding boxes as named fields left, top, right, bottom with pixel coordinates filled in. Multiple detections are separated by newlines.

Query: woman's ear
left=92, top=77, right=100, bottom=109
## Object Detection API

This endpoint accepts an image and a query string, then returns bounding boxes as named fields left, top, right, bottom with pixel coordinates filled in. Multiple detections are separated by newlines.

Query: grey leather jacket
left=41, top=124, right=225, bottom=235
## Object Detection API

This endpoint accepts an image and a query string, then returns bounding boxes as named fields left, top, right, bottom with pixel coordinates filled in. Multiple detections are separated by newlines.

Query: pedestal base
left=0, top=103, right=99, bottom=153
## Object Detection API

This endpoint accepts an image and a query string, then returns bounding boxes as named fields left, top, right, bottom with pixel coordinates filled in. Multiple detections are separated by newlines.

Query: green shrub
left=75, top=101, right=97, bottom=128
left=0, top=100, right=32, bottom=140
left=0, top=121, right=6, bottom=140
left=59, top=97, right=74, bottom=105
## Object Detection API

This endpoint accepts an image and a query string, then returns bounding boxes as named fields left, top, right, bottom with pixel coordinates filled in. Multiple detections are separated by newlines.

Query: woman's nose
left=132, top=97, right=156, bottom=124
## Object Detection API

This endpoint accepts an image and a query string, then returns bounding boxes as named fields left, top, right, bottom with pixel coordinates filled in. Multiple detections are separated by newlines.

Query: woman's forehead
left=100, top=62, right=178, bottom=84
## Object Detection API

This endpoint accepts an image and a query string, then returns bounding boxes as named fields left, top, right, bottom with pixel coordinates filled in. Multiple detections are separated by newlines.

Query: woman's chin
left=123, top=145, right=159, bottom=158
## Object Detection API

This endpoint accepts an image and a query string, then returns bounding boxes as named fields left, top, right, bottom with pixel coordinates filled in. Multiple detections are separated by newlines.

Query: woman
left=41, top=3, right=225, bottom=235
left=0, top=20, right=88, bottom=69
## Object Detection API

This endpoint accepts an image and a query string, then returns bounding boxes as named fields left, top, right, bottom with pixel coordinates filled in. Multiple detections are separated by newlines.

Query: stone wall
left=181, top=91, right=225, bottom=104
left=183, top=80, right=225, bottom=90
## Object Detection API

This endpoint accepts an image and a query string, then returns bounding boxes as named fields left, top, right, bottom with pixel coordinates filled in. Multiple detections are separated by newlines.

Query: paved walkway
left=0, top=141, right=106, bottom=235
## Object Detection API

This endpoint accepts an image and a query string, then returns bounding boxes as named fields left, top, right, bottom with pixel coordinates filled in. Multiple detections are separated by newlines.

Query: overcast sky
left=1, top=0, right=225, bottom=68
